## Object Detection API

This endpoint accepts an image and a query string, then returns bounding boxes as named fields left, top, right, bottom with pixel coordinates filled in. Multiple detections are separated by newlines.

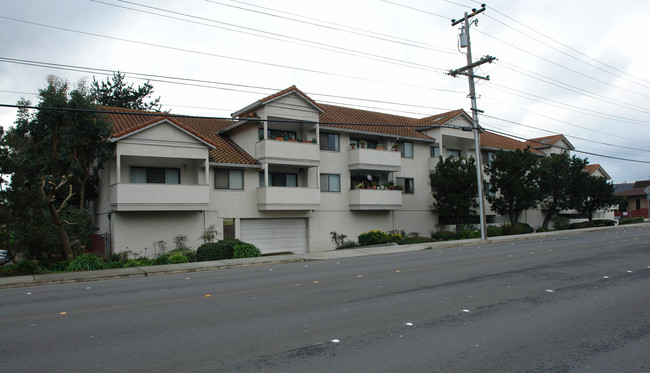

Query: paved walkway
left=1, top=223, right=646, bottom=289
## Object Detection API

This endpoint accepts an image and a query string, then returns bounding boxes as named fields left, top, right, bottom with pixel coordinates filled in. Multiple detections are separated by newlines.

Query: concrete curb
left=1, top=223, right=647, bottom=289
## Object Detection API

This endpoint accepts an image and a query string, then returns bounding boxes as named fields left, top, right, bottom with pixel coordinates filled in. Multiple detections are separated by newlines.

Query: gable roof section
left=414, top=109, right=469, bottom=127
left=319, top=104, right=433, bottom=140
left=526, top=134, right=575, bottom=151
left=103, top=106, right=258, bottom=165
left=583, top=164, right=611, bottom=179
left=614, top=180, right=650, bottom=197
left=480, top=131, right=545, bottom=155
left=231, top=85, right=325, bottom=118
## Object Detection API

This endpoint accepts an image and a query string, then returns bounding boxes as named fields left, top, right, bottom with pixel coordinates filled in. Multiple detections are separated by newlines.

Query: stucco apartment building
left=94, top=86, right=608, bottom=257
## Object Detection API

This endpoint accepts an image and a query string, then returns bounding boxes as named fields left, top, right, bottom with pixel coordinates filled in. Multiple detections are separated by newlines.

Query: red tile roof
left=526, top=134, right=574, bottom=150
left=481, top=131, right=545, bottom=155
left=102, top=106, right=259, bottom=165
left=319, top=104, right=434, bottom=140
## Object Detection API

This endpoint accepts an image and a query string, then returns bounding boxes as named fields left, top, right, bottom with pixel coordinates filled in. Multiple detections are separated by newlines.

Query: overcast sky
left=1, top=0, right=649, bottom=183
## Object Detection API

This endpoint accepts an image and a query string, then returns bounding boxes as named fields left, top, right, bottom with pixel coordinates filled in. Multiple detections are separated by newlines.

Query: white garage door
left=240, top=218, right=307, bottom=254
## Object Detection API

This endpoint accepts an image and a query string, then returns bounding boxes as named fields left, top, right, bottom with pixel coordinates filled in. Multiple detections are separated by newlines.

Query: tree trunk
left=542, top=201, right=557, bottom=229
left=45, top=200, right=73, bottom=260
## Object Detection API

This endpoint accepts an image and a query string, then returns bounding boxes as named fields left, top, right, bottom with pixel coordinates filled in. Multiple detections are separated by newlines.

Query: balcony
left=257, top=187, right=321, bottom=210
left=349, top=189, right=402, bottom=210
left=255, top=140, right=320, bottom=166
left=110, top=183, right=210, bottom=211
left=348, top=148, right=401, bottom=172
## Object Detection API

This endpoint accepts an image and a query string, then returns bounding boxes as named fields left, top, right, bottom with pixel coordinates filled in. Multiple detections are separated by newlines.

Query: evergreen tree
left=430, top=155, right=478, bottom=232
left=537, top=152, right=588, bottom=229
left=6, top=76, right=111, bottom=259
left=485, top=148, right=540, bottom=225
left=91, top=72, right=161, bottom=111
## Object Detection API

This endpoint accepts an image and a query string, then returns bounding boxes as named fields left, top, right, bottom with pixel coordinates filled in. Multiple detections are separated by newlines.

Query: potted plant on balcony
left=359, top=139, right=367, bottom=149
left=312, top=137, right=317, bottom=143
left=297, top=138, right=303, bottom=143
left=392, top=143, right=400, bottom=151
left=377, top=140, right=385, bottom=150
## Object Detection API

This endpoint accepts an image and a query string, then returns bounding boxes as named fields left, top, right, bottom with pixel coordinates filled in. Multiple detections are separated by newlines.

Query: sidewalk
left=1, top=223, right=646, bottom=289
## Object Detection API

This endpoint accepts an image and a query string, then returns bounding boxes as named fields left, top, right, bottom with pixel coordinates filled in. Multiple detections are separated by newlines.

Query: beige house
left=93, top=86, right=610, bottom=257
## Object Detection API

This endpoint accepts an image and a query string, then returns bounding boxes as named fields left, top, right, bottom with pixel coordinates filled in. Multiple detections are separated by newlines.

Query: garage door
left=240, top=218, right=307, bottom=254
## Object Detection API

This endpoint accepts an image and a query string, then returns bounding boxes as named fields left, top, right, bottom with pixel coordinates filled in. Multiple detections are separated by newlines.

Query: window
left=484, top=151, right=496, bottom=165
left=130, top=167, right=180, bottom=184
left=215, top=169, right=243, bottom=190
left=320, top=174, right=341, bottom=192
left=430, top=146, right=441, bottom=158
left=636, top=199, right=641, bottom=210
left=447, top=149, right=461, bottom=158
left=396, top=177, right=414, bottom=194
left=263, top=129, right=296, bottom=140
left=223, top=218, right=235, bottom=239
left=260, top=172, right=298, bottom=187
left=484, top=182, right=496, bottom=199
left=399, top=142, right=413, bottom=158
left=351, top=138, right=377, bottom=149
left=320, top=133, right=340, bottom=151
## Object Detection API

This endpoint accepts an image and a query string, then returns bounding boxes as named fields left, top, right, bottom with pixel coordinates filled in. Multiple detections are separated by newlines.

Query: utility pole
left=449, top=4, right=496, bottom=241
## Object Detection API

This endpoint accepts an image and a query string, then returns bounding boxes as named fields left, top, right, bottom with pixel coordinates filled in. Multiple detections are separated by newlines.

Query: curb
left=1, top=223, right=647, bottom=289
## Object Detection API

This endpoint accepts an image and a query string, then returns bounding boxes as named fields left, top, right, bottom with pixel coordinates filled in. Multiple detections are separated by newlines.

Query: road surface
left=1, top=227, right=649, bottom=372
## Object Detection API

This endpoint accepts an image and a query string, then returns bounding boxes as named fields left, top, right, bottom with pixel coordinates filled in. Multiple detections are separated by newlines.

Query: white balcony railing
left=348, top=148, right=401, bottom=171
left=255, top=140, right=320, bottom=166
left=110, top=183, right=210, bottom=211
left=349, top=189, right=402, bottom=210
left=257, top=187, right=321, bottom=210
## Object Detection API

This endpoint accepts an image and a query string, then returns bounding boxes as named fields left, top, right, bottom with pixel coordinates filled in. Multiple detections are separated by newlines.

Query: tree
left=537, top=152, right=588, bottom=229
left=91, top=72, right=162, bottom=111
left=576, top=175, right=619, bottom=221
left=485, top=148, right=540, bottom=225
left=6, top=76, right=111, bottom=260
left=430, top=155, right=478, bottom=232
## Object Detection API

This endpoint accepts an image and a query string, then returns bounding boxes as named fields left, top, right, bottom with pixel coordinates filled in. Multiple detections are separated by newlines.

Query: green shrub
left=168, top=253, right=190, bottom=264
left=232, top=243, right=261, bottom=259
left=336, top=240, right=359, bottom=250
left=395, top=236, right=434, bottom=245
left=0, top=259, right=44, bottom=276
left=196, top=239, right=246, bottom=261
left=388, top=233, right=402, bottom=242
left=501, top=223, right=523, bottom=236
left=551, top=215, right=569, bottom=230
left=126, top=258, right=153, bottom=267
left=169, top=249, right=196, bottom=262
left=431, top=231, right=456, bottom=241
left=593, top=219, right=616, bottom=227
left=536, top=226, right=549, bottom=233
left=486, top=225, right=503, bottom=237
left=619, top=217, right=645, bottom=225
left=104, top=261, right=125, bottom=269
left=456, top=230, right=480, bottom=239
left=66, top=253, right=105, bottom=272
left=568, top=221, right=594, bottom=229
left=358, top=230, right=390, bottom=246
left=501, top=223, right=534, bottom=236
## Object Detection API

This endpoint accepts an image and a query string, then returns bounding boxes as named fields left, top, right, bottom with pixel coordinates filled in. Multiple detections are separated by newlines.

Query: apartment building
left=94, top=86, right=606, bottom=257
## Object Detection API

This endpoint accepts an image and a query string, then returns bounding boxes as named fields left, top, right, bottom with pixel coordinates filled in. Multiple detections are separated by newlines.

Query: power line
left=93, top=0, right=445, bottom=73
left=483, top=126, right=650, bottom=164
left=0, top=16, right=459, bottom=94
left=0, top=56, right=462, bottom=114
left=206, top=0, right=458, bottom=55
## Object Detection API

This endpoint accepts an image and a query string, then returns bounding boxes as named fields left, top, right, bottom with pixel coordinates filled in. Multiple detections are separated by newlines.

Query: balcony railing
left=257, top=187, right=321, bottom=210
left=348, top=148, right=401, bottom=171
left=110, top=183, right=210, bottom=211
left=255, top=139, right=320, bottom=166
left=349, top=189, right=402, bottom=210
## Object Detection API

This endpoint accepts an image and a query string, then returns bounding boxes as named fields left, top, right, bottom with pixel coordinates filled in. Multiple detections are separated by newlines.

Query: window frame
left=320, top=132, right=340, bottom=152
left=214, top=169, right=244, bottom=190
left=320, top=173, right=341, bottom=192
left=396, top=177, right=415, bottom=194
left=399, top=142, right=414, bottom=158
left=130, top=167, right=181, bottom=184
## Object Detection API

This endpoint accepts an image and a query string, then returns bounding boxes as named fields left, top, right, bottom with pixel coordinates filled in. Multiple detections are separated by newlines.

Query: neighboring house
left=614, top=180, right=650, bottom=219
left=93, top=85, right=610, bottom=257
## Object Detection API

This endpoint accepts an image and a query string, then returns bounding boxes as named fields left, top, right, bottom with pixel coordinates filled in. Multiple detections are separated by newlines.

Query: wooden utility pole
left=449, top=4, right=496, bottom=241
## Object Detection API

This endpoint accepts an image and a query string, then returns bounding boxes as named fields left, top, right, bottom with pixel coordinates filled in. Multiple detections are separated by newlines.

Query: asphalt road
left=1, top=227, right=649, bottom=372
